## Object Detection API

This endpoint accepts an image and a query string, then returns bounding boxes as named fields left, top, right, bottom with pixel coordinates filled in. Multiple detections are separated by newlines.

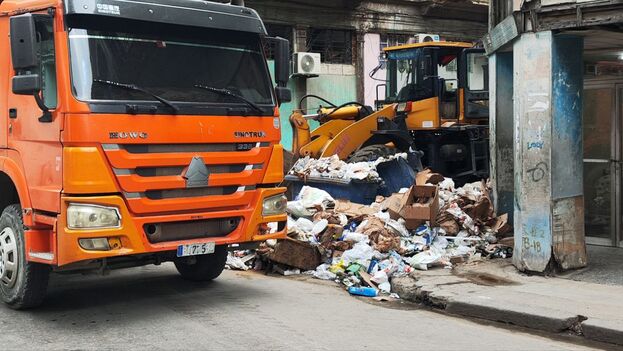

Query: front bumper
left=56, top=187, right=287, bottom=266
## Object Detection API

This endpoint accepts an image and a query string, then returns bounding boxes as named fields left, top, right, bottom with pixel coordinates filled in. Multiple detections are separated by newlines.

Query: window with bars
left=307, top=28, right=354, bottom=65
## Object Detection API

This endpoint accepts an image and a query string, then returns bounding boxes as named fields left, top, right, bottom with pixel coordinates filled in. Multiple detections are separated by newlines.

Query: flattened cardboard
left=415, top=169, right=445, bottom=186
left=334, top=199, right=377, bottom=217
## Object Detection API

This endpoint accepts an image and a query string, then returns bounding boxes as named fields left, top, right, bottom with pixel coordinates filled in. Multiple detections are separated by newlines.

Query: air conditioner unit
left=415, top=34, right=440, bottom=43
left=293, top=52, right=321, bottom=76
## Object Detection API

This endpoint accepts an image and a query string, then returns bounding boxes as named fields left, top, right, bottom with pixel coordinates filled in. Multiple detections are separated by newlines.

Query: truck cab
left=0, top=0, right=290, bottom=309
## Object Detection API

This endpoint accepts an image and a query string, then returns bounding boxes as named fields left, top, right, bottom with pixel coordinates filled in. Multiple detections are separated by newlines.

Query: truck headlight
left=67, top=204, right=121, bottom=229
left=262, top=194, right=287, bottom=216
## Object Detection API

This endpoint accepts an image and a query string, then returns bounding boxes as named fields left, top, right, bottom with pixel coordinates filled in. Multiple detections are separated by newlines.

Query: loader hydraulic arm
left=289, top=110, right=312, bottom=159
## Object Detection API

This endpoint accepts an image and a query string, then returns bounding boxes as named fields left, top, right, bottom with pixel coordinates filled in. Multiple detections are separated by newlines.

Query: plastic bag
left=439, top=178, right=455, bottom=191
left=342, top=232, right=368, bottom=243
left=385, top=218, right=410, bottom=237
left=371, top=270, right=389, bottom=285
left=226, top=253, right=250, bottom=271
left=287, top=201, right=314, bottom=218
left=432, top=236, right=449, bottom=251
left=405, top=250, right=443, bottom=271
left=311, top=219, right=329, bottom=236
left=378, top=282, right=391, bottom=293
left=341, top=241, right=375, bottom=266
left=294, top=218, right=314, bottom=233
left=313, top=264, right=337, bottom=280
left=296, top=186, right=335, bottom=210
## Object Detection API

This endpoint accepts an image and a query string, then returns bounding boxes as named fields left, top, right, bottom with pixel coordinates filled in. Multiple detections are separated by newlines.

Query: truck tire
left=174, top=245, right=228, bottom=282
left=348, top=145, right=396, bottom=163
left=0, top=204, right=50, bottom=309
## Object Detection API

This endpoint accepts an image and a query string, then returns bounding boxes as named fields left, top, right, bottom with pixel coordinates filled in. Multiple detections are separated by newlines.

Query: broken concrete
left=395, top=259, right=623, bottom=346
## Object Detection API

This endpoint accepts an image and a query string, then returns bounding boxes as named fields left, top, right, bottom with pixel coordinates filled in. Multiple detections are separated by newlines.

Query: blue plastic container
left=348, top=286, right=378, bottom=297
left=376, top=157, right=416, bottom=196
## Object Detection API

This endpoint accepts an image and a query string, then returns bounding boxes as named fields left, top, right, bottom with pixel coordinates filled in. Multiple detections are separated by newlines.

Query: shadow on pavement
left=7, top=265, right=265, bottom=326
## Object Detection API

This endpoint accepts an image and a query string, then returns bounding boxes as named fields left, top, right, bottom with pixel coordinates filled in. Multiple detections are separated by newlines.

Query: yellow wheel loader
left=290, top=41, right=489, bottom=183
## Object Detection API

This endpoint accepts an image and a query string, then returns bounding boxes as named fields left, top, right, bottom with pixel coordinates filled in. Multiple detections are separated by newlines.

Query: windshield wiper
left=94, top=79, right=180, bottom=114
left=193, top=84, right=264, bottom=115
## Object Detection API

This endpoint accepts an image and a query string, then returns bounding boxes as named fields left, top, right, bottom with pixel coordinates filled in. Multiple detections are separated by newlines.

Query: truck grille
left=102, top=143, right=270, bottom=214
left=144, top=217, right=241, bottom=243
left=123, top=143, right=238, bottom=154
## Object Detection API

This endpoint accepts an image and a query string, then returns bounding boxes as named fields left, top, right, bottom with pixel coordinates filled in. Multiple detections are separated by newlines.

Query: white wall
left=363, top=33, right=386, bottom=107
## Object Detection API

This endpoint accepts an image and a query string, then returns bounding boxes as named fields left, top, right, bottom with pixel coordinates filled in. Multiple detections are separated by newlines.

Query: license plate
left=177, top=242, right=215, bottom=257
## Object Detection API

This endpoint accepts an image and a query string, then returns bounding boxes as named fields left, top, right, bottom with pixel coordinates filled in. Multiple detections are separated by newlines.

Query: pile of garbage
left=289, top=153, right=408, bottom=182
left=227, top=168, right=513, bottom=299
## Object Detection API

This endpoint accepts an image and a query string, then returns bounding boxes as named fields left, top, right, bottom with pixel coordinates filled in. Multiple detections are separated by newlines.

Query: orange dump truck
left=0, top=0, right=291, bottom=309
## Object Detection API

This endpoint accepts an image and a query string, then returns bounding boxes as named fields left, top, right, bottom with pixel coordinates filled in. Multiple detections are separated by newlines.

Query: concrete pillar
left=489, top=52, right=514, bottom=222
left=513, top=31, right=587, bottom=273
left=363, top=33, right=384, bottom=108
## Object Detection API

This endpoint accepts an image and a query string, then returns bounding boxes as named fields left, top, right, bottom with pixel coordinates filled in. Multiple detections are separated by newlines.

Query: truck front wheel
left=174, top=245, right=228, bottom=282
left=0, top=204, right=50, bottom=309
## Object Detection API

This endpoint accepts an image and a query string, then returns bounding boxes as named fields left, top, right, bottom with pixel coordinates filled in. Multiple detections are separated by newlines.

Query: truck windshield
left=68, top=22, right=275, bottom=112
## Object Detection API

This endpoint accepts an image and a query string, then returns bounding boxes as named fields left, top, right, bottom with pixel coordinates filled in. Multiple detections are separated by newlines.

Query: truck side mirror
left=12, top=74, right=41, bottom=95
left=269, top=36, right=291, bottom=104
left=272, top=37, right=290, bottom=88
left=10, top=13, right=42, bottom=96
left=275, top=86, right=291, bottom=104
left=10, top=14, right=39, bottom=71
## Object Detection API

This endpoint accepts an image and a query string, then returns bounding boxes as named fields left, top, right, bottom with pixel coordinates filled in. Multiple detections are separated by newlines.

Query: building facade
left=246, top=0, right=489, bottom=150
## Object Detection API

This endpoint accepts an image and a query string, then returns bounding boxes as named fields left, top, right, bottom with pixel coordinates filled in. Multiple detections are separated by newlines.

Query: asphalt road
left=0, top=264, right=615, bottom=351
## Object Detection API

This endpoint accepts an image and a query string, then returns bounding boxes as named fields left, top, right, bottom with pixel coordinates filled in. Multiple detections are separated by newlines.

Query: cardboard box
left=389, top=185, right=439, bottom=229
left=386, top=193, right=405, bottom=221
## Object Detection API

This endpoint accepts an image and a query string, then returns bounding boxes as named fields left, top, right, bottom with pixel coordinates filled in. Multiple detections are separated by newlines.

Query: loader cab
left=379, top=42, right=489, bottom=127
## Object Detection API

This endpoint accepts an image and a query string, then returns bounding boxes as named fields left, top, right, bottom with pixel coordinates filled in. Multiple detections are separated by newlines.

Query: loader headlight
left=67, top=204, right=121, bottom=229
left=262, top=194, right=287, bottom=216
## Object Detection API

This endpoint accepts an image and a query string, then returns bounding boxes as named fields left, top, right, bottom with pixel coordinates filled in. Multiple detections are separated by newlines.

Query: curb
left=444, top=301, right=584, bottom=334
left=392, top=275, right=623, bottom=346
left=582, top=319, right=623, bottom=346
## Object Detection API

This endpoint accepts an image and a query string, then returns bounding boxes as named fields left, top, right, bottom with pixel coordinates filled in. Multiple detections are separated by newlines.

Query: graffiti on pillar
left=527, top=141, right=544, bottom=150
left=522, top=224, right=546, bottom=253
left=526, top=162, right=548, bottom=182
left=522, top=237, right=543, bottom=253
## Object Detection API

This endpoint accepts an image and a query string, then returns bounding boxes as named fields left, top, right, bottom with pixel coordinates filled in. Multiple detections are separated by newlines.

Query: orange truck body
left=0, top=0, right=287, bottom=269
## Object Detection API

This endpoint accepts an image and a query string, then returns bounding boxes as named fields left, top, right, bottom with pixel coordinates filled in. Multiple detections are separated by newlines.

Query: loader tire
left=348, top=145, right=397, bottom=163
left=0, top=204, right=50, bottom=310
left=174, top=245, right=228, bottom=282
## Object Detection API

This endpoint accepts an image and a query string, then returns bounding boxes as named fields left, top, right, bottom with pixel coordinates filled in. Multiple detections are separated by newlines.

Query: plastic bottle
left=348, top=286, right=378, bottom=297
left=367, top=258, right=379, bottom=274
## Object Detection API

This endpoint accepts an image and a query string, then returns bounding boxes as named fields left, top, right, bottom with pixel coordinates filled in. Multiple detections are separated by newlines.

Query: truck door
left=0, top=18, right=8, bottom=148
left=459, top=48, right=489, bottom=120
left=7, top=13, right=63, bottom=213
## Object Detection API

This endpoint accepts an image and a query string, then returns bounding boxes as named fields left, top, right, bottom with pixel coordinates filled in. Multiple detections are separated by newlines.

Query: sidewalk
left=391, top=259, right=623, bottom=346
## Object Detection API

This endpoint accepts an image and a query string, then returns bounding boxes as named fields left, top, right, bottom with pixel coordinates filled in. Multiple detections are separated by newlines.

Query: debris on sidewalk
left=229, top=168, right=514, bottom=300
